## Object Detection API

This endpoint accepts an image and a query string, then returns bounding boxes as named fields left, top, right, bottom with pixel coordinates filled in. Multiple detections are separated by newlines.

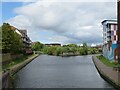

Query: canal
left=14, top=55, right=114, bottom=88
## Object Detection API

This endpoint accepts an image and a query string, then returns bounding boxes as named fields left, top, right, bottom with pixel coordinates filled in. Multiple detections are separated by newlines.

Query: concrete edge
left=9, top=54, right=39, bottom=75
left=92, top=56, right=120, bottom=89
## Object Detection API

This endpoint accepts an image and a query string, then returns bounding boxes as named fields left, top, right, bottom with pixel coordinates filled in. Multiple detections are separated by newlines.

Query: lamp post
left=118, top=0, right=120, bottom=64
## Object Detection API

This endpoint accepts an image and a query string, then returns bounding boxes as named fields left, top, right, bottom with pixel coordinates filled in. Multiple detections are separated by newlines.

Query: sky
left=1, top=0, right=117, bottom=45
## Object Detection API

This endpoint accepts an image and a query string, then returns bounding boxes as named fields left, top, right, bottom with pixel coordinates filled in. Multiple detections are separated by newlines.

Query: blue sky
left=2, top=2, right=23, bottom=22
left=1, top=1, right=117, bottom=45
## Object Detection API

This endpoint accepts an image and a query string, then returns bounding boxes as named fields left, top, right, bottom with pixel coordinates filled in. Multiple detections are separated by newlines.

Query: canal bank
left=92, top=56, right=120, bottom=89
left=9, top=54, right=39, bottom=75
left=1, top=54, right=39, bottom=89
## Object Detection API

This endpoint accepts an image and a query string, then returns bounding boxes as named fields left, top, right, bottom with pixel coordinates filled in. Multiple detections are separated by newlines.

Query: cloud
left=7, top=15, right=31, bottom=29
left=2, top=0, right=116, bottom=2
left=6, top=0, right=117, bottom=45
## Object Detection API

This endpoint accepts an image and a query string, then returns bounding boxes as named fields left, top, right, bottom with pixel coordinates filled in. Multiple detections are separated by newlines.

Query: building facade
left=10, top=26, right=32, bottom=54
left=45, top=43, right=61, bottom=46
left=17, top=30, right=33, bottom=54
left=102, top=20, right=118, bottom=61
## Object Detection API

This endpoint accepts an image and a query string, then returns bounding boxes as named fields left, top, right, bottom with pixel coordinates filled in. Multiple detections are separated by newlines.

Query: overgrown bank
left=2, top=54, right=38, bottom=72
left=97, top=55, right=120, bottom=67
left=31, top=42, right=102, bottom=56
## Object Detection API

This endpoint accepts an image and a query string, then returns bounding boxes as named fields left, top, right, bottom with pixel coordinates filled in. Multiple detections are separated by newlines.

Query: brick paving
left=92, top=56, right=120, bottom=87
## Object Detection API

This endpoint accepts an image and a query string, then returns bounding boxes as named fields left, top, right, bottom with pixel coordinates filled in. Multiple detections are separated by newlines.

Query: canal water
left=14, top=55, right=114, bottom=88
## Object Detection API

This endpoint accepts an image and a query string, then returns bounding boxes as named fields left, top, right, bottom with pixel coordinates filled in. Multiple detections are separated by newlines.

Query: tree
left=79, top=43, right=88, bottom=55
left=55, top=46, right=63, bottom=56
left=83, top=43, right=88, bottom=55
left=67, top=44, right=78, bottom=53
left=31, top=42, right=44, bottom=51
left=2, top=23, right=23, bottom=54
left=62, top=47, right=70, bottom=53
left=67, top=44, right=78, bottom=47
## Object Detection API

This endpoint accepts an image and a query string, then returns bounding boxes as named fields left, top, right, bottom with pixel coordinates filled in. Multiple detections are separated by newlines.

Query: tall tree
left=2, top=23, right=23, bottom=54
left=31, top=42, right=44, bottom=51
left=82, top=43, right=88, bottom=55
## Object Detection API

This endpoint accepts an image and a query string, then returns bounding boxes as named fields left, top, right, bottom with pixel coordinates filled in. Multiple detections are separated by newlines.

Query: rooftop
left=101, top=20, right=117, bottom=25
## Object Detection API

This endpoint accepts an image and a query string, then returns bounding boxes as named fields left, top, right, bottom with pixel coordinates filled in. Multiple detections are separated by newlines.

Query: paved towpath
left=92, top=56, right=120, bottom=87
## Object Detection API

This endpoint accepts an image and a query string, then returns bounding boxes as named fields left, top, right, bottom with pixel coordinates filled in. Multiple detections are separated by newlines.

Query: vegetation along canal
left=14, top=55, right=114, bottom=88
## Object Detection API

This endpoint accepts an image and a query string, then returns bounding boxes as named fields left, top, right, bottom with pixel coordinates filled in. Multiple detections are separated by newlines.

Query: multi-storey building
left=17, top=30, right=33, bottom=54
left=101, top=20, right=118, bottom=61
left=10, top=25, right=32, bottom=54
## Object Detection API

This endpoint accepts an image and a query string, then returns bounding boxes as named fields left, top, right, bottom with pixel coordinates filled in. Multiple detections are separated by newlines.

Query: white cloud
left=91, top=44, right=96, bottom=47
left=2, top=0, right=116, bottom=2
left=7, top=15, right=31, bottom=29
left=6, top=0, right=117, bottom=44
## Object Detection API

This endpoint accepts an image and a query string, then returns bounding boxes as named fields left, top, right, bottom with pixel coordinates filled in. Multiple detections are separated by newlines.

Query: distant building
left=18, top=30, right=33, bottom=54
left=18, top=30, right=31, bottom=48
left=45, top=43, right=61, bottom=46
left=10, top=26, right=32, bottom=54
left=101, top=20, right=118, bottom=61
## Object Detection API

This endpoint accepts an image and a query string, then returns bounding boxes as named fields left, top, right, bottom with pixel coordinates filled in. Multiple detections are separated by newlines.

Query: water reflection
left=14, top=55, right=114, bottom=88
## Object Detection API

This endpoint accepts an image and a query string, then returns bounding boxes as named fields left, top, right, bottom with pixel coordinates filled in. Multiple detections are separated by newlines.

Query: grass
left=2, top=54, right=35, bottom=71
left=96, top=55, right=120, bottom=67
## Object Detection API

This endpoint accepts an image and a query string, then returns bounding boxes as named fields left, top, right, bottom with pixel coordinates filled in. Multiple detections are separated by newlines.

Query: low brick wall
left=2, top=53, right=12, bottom=64
left=2, top=54, right=24, bottom=65
left=11, top=54, right=23, bottom=60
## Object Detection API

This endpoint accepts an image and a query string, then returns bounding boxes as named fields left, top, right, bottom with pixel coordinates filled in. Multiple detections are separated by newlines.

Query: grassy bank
left=97, top=55, right=120, bottom=67
left=2, top=54, right=36, bottom=71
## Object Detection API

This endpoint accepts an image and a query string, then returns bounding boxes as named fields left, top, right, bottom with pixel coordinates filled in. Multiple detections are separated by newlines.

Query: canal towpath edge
left=9, top=54, right=39, bottom=75
left=92, top=56, right=120, bottom=89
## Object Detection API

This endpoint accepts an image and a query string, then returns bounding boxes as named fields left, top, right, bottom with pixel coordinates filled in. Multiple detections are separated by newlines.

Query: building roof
left=101, top=20, right=117, bottom=25
left=18, top=30, right=27, bottom=35
left=45, top=43, right=61, bottom=46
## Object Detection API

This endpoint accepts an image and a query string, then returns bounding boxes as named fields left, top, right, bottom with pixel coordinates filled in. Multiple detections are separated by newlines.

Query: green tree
left=55, top=46, right=63, bottom=56
left=31, top=42, right=44, bottom=51
left=67, top=44, right=78, bottom=47
left=67, top=44, right=78, bottom=53
left=2, top=23, right=23, bottom=54
left=62, top=47, right=70, bottom=53
left=79, top=43, right=88, bottom=55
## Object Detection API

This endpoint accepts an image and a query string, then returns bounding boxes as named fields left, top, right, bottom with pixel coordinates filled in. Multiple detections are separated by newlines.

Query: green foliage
left=2, top=54, right=35, bottom=71
left=88, top=48, right=99, bottom=54
left=78, top=43, right=88, bottom=55
left=62, top=46, right=70, bottom=53
left=2, top=23, right=23, bottom=54
left=97, top=55, right=120, bottom=67
left=31, top=42, right=44, bottom=51
left=31, top=42, right=101, bottom=56
left=55, top=46, right=63, bottom=56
